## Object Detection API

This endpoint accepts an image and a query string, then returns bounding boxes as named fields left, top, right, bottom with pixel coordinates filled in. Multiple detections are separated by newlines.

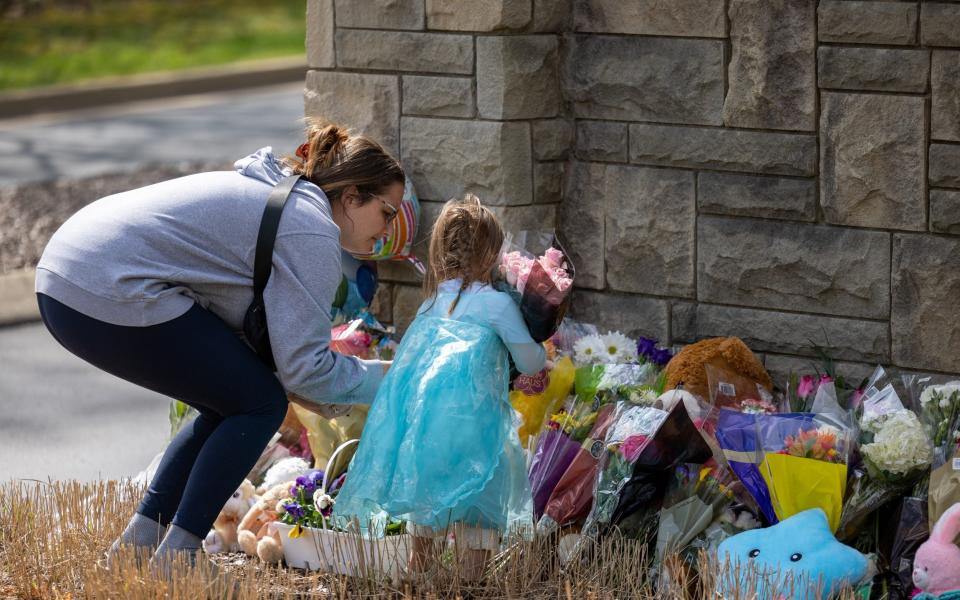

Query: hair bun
left=308, top=123, right=350, bottom=170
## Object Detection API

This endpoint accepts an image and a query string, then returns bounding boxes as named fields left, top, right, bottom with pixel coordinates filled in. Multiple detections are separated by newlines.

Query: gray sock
left=152, top=524, right=212, bottom=579
left=103, top=513, right=166, bottom=569
left=153, top=523, right=202, bottom=562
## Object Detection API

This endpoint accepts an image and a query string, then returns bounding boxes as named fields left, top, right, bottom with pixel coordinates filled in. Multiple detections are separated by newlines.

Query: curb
left=0, top=268, right=39, bottom=326
left=0, top=56, right=307, bottom=120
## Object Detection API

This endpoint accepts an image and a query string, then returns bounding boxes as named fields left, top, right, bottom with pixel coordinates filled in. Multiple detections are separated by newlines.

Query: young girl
left=333, top=195, right=546, bottom=578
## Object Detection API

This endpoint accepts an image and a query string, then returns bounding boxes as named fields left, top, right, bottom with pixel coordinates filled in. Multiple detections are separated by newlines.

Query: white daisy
left=600, top=331, right=637, bottom=364
left=573, top=334, right=606, bottom=366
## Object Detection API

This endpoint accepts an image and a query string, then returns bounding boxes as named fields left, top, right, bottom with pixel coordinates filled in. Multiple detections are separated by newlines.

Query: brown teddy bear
left=203, top=479, right=257, bottom=554
left=237, top=482, right=291, bottom=564
left=664, top=337, right=771, bottom=402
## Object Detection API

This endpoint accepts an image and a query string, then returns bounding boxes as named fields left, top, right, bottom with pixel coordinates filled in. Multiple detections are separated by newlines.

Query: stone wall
left=304, top=0, right=960, bottom=385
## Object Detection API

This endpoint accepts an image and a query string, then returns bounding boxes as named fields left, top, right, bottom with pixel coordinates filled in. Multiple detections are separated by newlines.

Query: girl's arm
left=489, top=295, right=547, bottom=375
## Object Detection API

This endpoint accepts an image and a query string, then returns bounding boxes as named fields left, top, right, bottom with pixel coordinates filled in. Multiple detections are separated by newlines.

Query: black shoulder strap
left=252, top=174, right=302, bottom=300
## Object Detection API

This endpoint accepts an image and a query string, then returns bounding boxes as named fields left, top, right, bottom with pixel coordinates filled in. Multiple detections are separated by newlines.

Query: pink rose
left=797, top=375, right=816, bottom=399
left=542, top=247, right=564, bottom=269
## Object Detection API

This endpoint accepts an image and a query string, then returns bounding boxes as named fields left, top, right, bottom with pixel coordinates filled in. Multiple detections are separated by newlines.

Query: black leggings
left=37, top=293, right=287, bottom=538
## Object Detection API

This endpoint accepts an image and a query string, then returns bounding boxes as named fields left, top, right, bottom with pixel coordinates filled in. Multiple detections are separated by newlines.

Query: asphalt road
left=0, top=81, right=307, bottom=481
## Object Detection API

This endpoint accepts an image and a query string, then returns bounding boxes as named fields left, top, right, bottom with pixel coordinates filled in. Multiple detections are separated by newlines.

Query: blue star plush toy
left=717, top=508, right=870, bottom=600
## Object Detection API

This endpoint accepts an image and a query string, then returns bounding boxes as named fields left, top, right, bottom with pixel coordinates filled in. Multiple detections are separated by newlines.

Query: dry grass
left=0, top=480, right=862, bottom=599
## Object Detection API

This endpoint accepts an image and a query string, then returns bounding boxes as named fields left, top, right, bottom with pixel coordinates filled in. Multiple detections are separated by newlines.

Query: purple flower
left=308, top=470, right=325, bottom=487
left=652, top=348, right=673, bottom=368
left=637, top=337, right=657, bottom=359
left=284, top=501, right=305, bottom=520
left=295, top=475, right=316, bottom=491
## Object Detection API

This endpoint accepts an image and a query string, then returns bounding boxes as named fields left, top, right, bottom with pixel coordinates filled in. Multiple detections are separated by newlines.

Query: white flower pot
left=274, top=522, right=410, bottom=580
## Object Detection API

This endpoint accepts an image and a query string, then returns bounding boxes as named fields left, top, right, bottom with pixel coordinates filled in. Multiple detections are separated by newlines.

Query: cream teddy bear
left=237, top=482, right=292, bottom=564
left=202, top=479, right=257, bottom=554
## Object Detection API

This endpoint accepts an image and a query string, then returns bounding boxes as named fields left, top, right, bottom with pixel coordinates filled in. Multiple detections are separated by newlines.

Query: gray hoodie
left=36, top=147, right=382, bottom=406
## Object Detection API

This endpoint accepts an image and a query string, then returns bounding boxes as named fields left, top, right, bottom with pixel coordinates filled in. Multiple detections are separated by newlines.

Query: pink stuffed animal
left=913, top=503, right=960, bottom=597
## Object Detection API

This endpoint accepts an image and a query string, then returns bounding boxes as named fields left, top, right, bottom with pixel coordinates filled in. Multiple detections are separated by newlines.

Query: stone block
left=698, top=216, right=890, bottom=319
left=402, top=76, right=474, bottom=118
left=334, top=0, right=424, bottom=29
left=818, top=1, right=917, bottom=45
left=306, top=0, right=335, bottom=69
left=336, top=29, right=473, bottom=74
left=392, top=285, right=424, bottom=336
left=567, top=35, right=724, bottom=125
left=932, top=51, right=960, bottom=142
left=892, top=234, right=960, bottom=372
left=572, top=163, right=697, bottom=297
left=697, top=172, right=816, bottom=222
left=533, top=0, right=572, bottom=31
left=629, top=124, right=817, bottom=177
left=724, top=0, right=816, bottom=131
left=922, top=3, right=960, bottom=47
left=931, top=190, right=960, bottom=235
left=305, top=71, right=400, bottom=156
left=532, top=119, right=573, bottom=160
left=679, top=304, right=889, bottom=363
left=570, top=290, right=670, bottom=341
left=400, top=117, right=531, bottom=205
left=930, top=144, right=960, bottom=189
left=559, top=163, right=605, bottom=290
left=818, top=47, right=929, bottom=93
left=575, top=121, right=627, bottom=162
left=534, top=162, right=564, bottom=205
left=573, top=0, right=725, bottom=37
left=819, top=92, right=926, bottom=230
left=426, top=0, right=531, bottom=30
left=477, top=36, right=560, bottom=119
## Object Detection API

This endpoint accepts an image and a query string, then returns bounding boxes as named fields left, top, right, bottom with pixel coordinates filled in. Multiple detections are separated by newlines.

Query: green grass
left=0, top=0, right=306, bottom=91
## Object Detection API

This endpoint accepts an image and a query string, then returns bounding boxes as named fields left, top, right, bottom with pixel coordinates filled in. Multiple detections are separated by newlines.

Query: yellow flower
left=289, top=524, right=303, bottom=538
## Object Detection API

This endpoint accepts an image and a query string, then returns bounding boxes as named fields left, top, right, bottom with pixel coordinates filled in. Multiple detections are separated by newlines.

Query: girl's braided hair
left=423, top=194, right=504, bottom=315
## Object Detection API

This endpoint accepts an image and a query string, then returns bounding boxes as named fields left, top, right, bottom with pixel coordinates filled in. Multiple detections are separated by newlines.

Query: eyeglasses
left=379, top=197, right=399, bottom=225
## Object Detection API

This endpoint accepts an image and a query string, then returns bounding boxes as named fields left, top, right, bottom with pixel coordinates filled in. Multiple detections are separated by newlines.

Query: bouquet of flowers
left=497, top=231, right=575, bottom=343
left=573, top=331, right=640, bottom=366
left=655, top=462, right=737, bottom=564
left=575, top=401, right=670, bottom=537
left=716, top=407, right=853, bottom=532
left=837, top=408, right=933, bottom=542
left=904, top=376, right=960, bottom=527
left=539, top=397, right=629, bottom=527
left=590, top=400, right=715, bottom=539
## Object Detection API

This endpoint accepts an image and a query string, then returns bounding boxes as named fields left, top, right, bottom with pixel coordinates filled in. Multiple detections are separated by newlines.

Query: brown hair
left=423, top=194, right=505, bottom=315
left=283, top=117, right=405, bottom=206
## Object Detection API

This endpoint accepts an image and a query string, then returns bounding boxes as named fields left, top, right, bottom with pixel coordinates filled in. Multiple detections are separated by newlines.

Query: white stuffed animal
left=203, top=479, right=257, bottom=554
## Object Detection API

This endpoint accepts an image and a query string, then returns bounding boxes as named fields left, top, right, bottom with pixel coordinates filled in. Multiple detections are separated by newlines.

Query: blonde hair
left=423, top=194, right=505, bottom=316
left=283, top=117, right=404, bottom=206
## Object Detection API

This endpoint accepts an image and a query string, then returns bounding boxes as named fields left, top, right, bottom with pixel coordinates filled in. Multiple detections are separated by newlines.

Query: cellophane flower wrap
left=538, top=367, right=649, bottom=527
left=655, top=461, right=738, bottom=565
left=716, top=387, right=854, bottom=533
left=576, top=400, right=670, bottom=537
left=903, top=375, right=960, bottom=527
left=497, top=231, right=575, bottom=343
